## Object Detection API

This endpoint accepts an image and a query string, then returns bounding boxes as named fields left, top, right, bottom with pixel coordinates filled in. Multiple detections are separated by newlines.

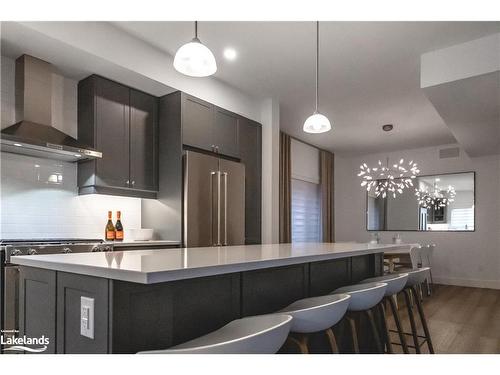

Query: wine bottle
left=115, top=211, right=124, bottom=241
left=105, top=211, right=115, bottom=241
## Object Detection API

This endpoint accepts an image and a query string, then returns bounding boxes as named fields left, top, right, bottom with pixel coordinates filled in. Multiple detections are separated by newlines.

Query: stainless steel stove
left=1, top=238, right=111, bottom=263
left=1, top=238, right=109, bottom=350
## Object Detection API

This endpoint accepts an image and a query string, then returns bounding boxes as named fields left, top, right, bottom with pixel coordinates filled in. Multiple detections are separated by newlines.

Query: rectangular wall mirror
left=366, top=171, right=475, bottom=232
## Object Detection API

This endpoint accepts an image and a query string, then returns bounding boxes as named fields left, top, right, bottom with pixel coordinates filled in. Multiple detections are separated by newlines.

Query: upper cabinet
left=238, top=117, right=262, bottom=244
left=129, top=89, right=158, bottom=192
left=213, top=106, right=239, bottom=158
left=182, top=95, right=214, bottom=152
left=181, top=93, right=240, bottom=158
left=77, top=75, right=158, bottom=198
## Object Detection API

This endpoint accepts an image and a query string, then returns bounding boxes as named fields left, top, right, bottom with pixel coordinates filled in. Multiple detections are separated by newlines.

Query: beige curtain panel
left=279, top=132, right=292, bottom=243
left=320, top=150, right=335, bottom=242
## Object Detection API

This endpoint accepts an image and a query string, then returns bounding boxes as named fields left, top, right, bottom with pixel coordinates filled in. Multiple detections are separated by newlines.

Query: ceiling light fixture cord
left=195, top=21, right=198, bottom=39
left=316, top=21, right=319, bottom=113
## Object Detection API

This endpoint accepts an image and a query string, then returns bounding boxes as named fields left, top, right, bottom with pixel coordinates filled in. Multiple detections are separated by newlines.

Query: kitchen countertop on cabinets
left=11, top=242, right=414, bottom=284
left=111, top=240, right=181, bottom=248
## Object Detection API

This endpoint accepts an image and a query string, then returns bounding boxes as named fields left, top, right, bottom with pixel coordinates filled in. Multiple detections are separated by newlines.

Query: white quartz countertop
left=111, top=240, right=181, bottom=247
left=11, top=242, right=414, bottom=284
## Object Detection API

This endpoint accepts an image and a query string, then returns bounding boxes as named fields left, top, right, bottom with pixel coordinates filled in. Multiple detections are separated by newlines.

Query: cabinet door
left=182, top=94, right=214, bottom=152
left=130, top=89, right=158, bottom=191
left=238, top=117, right=262, bottom=244
left=214, top=106, right=239, bottom=158
left=95, top=78, right=130, bottom=188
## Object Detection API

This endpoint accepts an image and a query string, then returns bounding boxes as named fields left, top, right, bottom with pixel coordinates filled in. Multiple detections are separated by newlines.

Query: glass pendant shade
left=173, top=37, right=217, bottom=77
left=303, top=112, right=332, bottom=133
left=303, top=22, right=332, bottom=134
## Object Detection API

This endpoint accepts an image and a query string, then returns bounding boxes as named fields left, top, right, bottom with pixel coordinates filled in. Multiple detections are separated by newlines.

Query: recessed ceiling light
left=382, top=124, right=394, bottom=132
left=223, top=48, right=237, bottom=61
left=13, top=143, right=22, bottom=147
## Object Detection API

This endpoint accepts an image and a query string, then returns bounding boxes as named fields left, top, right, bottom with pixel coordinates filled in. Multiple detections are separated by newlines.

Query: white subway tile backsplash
left=1, top=152, right=142, bottom=240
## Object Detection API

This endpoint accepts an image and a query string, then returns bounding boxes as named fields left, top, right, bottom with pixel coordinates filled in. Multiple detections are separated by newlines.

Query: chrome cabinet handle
left=131, top=180, right=135, bottom=186
left=126, top=180, right=130, bottom=186
left=222, top=172, right=228, bottom=246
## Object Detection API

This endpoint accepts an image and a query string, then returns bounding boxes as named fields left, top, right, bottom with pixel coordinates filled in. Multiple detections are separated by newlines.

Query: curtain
left=320, top=150, right=335, bottom=242
left=279, top=132, right=292, bottom=243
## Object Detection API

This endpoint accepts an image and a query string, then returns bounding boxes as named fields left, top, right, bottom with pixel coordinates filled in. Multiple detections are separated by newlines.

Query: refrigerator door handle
left=217, top=171, right=222, bottom=246
left=222, top=172, right=228, bottom=246
left=210, top=171, right=219, bottom=246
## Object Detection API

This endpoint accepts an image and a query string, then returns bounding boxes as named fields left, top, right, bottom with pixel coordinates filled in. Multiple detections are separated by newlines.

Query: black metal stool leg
left=403, top=288, right=421, bottom=354
left=411, top=286, right=435, bottom=354
left=387, top=295, right=409, bottom=353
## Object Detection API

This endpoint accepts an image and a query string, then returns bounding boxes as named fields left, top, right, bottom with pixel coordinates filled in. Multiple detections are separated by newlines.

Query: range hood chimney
left=0, top=55, right=102, bottom=162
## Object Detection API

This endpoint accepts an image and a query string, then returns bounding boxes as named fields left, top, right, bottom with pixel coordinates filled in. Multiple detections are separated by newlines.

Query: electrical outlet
left=80, top=296, right=94, bottom=339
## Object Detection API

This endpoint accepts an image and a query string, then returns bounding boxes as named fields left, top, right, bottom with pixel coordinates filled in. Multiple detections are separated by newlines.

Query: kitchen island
left=12, top=242, right=413, bottom=354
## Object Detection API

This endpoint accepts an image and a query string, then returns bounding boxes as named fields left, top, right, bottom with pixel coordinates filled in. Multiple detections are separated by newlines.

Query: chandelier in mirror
left=358, top=158, right=420, bottom=198
left=415, top=181, right=456, bottom=209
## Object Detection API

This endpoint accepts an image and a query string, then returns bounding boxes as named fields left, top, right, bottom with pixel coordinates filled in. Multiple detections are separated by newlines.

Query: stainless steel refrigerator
left=184, top=150, right=245, bottom=247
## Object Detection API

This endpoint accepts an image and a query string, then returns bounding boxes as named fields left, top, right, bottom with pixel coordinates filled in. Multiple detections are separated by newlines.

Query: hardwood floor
left=387, top=284, right=500, bottom=354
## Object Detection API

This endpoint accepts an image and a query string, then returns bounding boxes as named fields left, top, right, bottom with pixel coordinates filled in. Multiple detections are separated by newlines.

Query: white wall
left=0, top=153, right=141, bottom=239
left=335, top=144, right=500, bottom=289
left=261, top=98, right=280, bottom=244
left=0, top=55, right=142, bottom=240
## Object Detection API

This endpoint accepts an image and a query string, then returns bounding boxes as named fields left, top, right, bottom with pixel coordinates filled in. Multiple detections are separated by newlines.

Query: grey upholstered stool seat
left=138, top=314, right=293, bottom=354
left=277, top=293, right=351, bottom=353
left=332, top=282, right=388, bottom=353
left=362, top=273, right=409, bottom=353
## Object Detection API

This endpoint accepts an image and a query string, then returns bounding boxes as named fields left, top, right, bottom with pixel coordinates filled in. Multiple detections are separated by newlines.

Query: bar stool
left=277, top=293, right=351, bottom=354
left=419, top=244, right=435, bottom=296
left=332, top=282, right=387, bottom=353
left=137, top=314, right=293, bottom=354
left=362, top=273, right=409, bottom=353
left=396, top=267, right=434, bottom=354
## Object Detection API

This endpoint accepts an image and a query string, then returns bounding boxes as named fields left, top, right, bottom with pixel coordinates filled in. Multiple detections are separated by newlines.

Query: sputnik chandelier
left=358, top=158, right=420, bottom=198
left=415, top=182, right=456, bottom=209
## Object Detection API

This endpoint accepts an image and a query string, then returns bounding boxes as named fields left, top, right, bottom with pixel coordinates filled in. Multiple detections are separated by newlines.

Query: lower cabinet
left=17, top=253, right=383, bottom=354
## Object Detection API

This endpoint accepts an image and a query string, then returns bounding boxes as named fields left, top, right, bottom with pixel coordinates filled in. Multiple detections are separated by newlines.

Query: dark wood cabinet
left=142, top=91, right=261, bottom=243
left=238, top=117, right=262, bottom=244
left=214, top=106, right=239, bottom=158
left=94, top=78, right=130, bottom=188
left=181, top=93, right=239, bottom=158
left=78, top=75, right=158, bottom=198
left=130, top=89, right=158, bottom=192
left=182, top=95, right=214, bottom=152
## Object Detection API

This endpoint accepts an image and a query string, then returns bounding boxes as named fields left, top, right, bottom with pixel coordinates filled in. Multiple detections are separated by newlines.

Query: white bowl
left=127, top=228, right=154, bottom=241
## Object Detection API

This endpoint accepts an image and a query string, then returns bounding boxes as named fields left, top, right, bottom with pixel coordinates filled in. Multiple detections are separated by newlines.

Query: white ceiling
left=112, top=21, right=500, bottom=155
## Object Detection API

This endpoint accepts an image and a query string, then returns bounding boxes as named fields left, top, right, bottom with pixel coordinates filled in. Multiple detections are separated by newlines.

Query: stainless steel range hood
left=0, top=55, right=102, bottom=162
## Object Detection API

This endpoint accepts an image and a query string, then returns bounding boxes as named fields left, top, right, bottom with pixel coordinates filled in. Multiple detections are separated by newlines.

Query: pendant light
left=173, top=21, right=217, bottom=77
left=303, top=21, right=332, bottom=134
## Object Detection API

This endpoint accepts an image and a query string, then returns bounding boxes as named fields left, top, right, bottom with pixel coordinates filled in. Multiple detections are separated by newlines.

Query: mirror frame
left=365, top=171, right=476, bottom=232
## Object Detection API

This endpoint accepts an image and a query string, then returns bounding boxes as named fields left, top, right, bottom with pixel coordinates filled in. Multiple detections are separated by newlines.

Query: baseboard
left=433, top=276, right=500, bottom=290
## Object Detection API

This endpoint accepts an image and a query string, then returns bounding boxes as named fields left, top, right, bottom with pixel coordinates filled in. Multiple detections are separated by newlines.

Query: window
left=291, top=179, right=321, bottom=242
left=290, top=139, right=322, bottom=243
left=450, top=207, right=475, bottom=230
